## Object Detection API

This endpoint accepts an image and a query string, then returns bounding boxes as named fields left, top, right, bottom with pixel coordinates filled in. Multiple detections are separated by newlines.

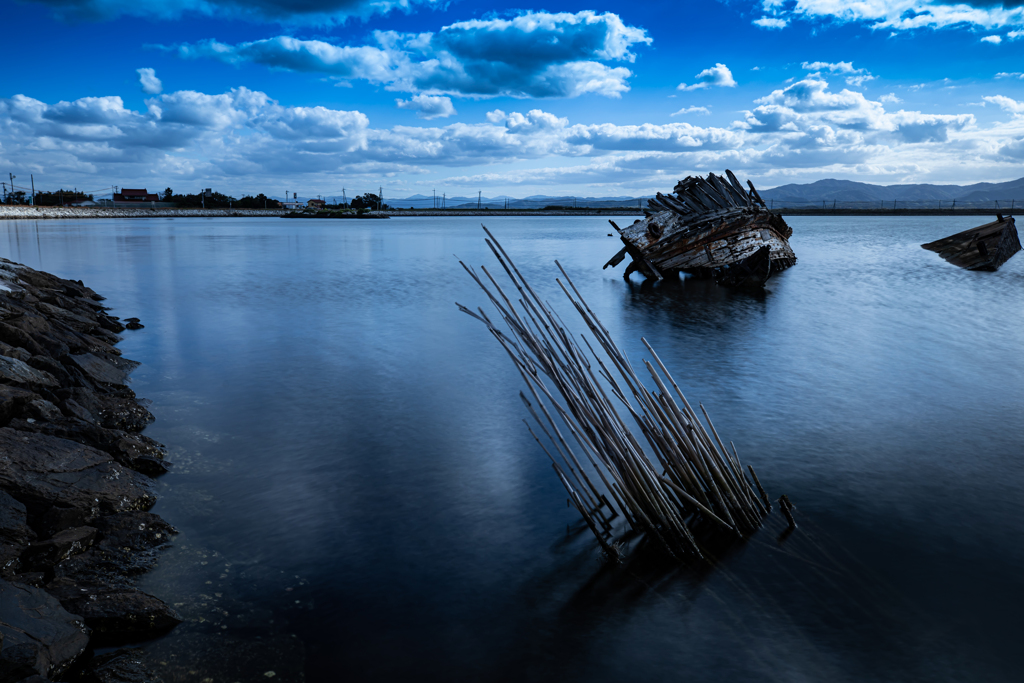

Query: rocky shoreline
left=0, top=258, right=175, bottom=682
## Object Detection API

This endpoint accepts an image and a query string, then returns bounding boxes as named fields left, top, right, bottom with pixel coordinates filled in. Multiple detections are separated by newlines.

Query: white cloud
left=753, top=16, right=788, bottom=29
left=765, top=0, right=1024, bottom=33
left=396, top=94, right=456, bottom=119
left=671, top=106, right=711, bottom=116
left=983, top=94, right=1024, bottom=115
left=169, top=11, right=651, bottom=99
left=801, top=61, right=875, bottom=87
left=880, top=93, right=902, bottom=103
left=677, top=63, right=736, bottom=91
left=136, top=68, right=162, bottom=95
left=996, top=71, right=1024, bottom=79
left=982, top=35, right=1003, bottom=44
left=1009, top=30, right=1024, bottom=39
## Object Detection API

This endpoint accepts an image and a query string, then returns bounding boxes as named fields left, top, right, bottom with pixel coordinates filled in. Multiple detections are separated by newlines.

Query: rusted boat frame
left=921, top=214, right=1021, bottom=271
left=604, top=171, right=797, bottom=286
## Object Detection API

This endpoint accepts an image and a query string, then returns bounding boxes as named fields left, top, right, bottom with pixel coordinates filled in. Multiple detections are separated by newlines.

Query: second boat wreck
left=604, top=171, right=797, bottom=287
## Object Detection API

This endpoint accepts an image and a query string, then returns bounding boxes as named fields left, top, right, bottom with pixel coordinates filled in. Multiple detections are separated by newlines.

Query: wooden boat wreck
left=604, top=171, right=797, bottom=287
left=921, top=214, right=1021, bottom=271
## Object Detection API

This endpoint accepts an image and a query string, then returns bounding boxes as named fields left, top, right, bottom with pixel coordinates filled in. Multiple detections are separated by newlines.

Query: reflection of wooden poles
left=458, top=226, right=772, bottom=559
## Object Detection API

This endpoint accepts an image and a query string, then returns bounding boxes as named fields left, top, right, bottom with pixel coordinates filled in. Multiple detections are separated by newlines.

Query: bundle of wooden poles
left=457, top=227, right=773, bottom=560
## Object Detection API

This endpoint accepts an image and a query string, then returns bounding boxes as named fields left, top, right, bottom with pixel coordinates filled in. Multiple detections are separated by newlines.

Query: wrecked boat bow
left=604, top=171, right=797, bottom=287
left=921, top=214, right=1021, bottom=271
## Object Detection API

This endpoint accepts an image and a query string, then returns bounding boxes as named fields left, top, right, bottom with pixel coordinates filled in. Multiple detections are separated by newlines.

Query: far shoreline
left=0, top=205, right=1015, bottom=220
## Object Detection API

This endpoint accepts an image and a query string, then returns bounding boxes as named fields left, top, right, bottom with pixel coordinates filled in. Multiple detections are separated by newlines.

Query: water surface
left=3, top=215, right=1023, bottom=682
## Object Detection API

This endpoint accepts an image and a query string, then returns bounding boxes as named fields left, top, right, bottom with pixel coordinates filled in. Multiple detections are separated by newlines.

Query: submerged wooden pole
left=457, top=226, right=775, bottom=559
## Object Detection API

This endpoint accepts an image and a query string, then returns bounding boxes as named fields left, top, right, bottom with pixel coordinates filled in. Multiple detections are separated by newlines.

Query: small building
left=307, top=199, right=326, bottom=209
left=281, top=201, right=304, bottom=210
left=113, top=188, right=159, bottom=202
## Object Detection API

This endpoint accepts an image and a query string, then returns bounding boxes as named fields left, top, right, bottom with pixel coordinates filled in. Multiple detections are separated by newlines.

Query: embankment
left=0, top=206, right=285, bottom=220
left=0, top=258, right=176, bottom=682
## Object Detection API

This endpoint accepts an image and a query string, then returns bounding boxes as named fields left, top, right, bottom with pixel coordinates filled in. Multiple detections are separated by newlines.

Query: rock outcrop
left=0, top=257, right=172, bottom=682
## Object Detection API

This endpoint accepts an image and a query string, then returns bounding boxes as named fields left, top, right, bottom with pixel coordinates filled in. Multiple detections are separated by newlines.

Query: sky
left=3, top=0, right=1024, bottom=199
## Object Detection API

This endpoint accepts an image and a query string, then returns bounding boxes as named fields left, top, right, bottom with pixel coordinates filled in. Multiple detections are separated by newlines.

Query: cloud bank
left=2, top=76, right=1020, bottom=195
left=169, top=11, right=652, bottom=99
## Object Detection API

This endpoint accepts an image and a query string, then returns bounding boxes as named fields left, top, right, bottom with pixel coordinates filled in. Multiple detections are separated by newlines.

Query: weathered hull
left=605, top=171, right=797, bottom=282
left=921, top=215, right=1021, bottom=271
left=713, top=245, right=772, bottom=288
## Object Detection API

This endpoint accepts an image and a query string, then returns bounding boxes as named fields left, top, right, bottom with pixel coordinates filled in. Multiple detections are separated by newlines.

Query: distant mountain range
left=272, top=176, right=1024, bottom=210
left=757, top=177, right=1024, bottom=206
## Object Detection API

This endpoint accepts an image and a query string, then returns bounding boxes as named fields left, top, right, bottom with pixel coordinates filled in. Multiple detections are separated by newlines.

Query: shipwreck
left=921, top=214, right=1021, bottom=271
left=604, top=171, right=797, bottom=287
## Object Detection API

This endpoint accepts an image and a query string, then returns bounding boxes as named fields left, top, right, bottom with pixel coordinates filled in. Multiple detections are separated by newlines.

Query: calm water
left=3, top=215, right=1023, bottom=682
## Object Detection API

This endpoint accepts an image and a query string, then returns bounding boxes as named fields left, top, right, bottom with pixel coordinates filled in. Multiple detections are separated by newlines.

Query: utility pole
left=433, top=189, right=436, bottom=209
left=9, top=174, right=15, bottom=203
left=379, top=186, right=383, bottom=211
left=478, top=190, right=481, bottom=209
left=30, top=174, right=35, bottom=206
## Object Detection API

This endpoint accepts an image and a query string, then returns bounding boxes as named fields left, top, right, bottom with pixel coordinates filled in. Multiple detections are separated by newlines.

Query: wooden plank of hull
left=921, top=216, right=1022, bottom=271
left=713, top=245, right=772, bottom=288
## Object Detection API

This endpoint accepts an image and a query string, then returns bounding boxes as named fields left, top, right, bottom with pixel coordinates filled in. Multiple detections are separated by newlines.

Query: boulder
left=67, top=355, right=127, bottom=387
left=67, top=389, right=153, bottom=433
left=0, top=386, right=39, bottom=427
left=0, top=357, right=58, bottom=388
left=0, top=579, right=90, bottom=682
left=0, top=428, right=154, bottom=517
left=46, top=581, right=181, bottom=641
left=4, top=419, right=166, bottom=474
left=22, top=527, right=97, bottom=571
left=93, top=513, right=176, bottom=553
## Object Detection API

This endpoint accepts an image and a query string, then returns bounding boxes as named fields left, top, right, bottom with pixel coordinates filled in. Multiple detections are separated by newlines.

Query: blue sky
left=3, top=0, right=1024, bottom=198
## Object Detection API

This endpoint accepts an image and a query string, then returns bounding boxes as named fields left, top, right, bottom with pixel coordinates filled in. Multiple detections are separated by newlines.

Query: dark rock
left=67, top=389, right=153, bottom=433
left=36, top=506, right=94, bottom=539
left=5, top=419, right=165, bottom=473
left=0, top=386, right=39, bottom=427
left=52, top=513, right=176, bottom=588
left=122, top=319, right=140, bottom=324
left=26, top=357, right=71, bottom=386
left=93, top=513, right=176, bottom=554
left=0, top=579, right=90, bottom=682
left=67, top=355, right=126, bottom=387
left=60, top=400, right=96, bottom=425
left=22, top=527, right=97, bottom=571
left=0, top=428, right=155, bottom=517
left=25, top=400, right=62, bottom=423
left=77, top=647, right=162, bottom=683
left=0, top=492, right=35, bottom=577
left=124, top=323, right=144, bottom=331
left=97, top=317, right=125, bottom=334
left=0, top=323, right=47, bottom=358
left=46, top=581, right=180, bottom=642
left=12, top=675, right=50, bottom=683
left=0, top=341, right=31, bottom=362
left=129, top=458, right=169, bottom=477
left=0, top=357, right=58, bottom=388
left=8, top=573, right=45, bottom=588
